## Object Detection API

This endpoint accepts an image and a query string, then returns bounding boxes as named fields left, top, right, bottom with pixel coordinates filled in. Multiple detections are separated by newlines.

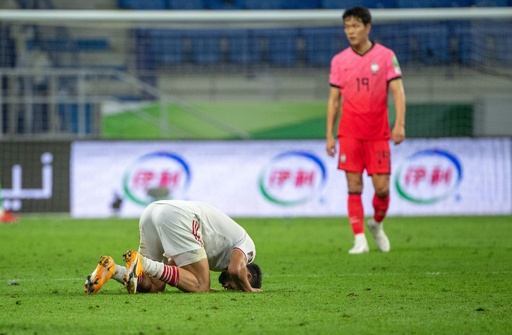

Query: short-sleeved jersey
left=138, top=200, right=255, bottom=272
left=329, top=43, right=402, bottom=140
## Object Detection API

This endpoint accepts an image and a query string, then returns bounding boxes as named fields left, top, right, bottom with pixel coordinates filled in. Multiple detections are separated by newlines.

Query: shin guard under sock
left=372, top=193, right=389, bottom=223
left=348, top=193, right=364, bottom=234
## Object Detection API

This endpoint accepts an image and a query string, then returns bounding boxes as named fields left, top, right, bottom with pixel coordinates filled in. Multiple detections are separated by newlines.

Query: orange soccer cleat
left=123, top=250, right=143, bottom=294
left=84, top=256, right=115, bottom=295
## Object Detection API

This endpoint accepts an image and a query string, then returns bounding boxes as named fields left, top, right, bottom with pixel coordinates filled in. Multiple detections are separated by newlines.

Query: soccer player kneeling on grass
left=325, top=6, right=406, bottom=254
left=84, top=200, right=262, bottom=294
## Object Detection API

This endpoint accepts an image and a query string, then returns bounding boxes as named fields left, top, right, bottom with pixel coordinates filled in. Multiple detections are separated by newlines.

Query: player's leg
left=338, top=137, right=369, bottom=254
left=346, top=173, right=369, bottom=254
left=84, top=255, right=128, bottom=294
left=124, top=249, right=211, bottom=293
left=346, top=171, right=365, bottom=238
left=124, top=249, right=165, bottom=293
left=371, top=173, right=390, bottom=222
left=367, top=174, right=391, bottom=252
left=366, top=140, right=391, bottom=252
left=124, top=202, right=169, bottom=293
left=135, top=273, right=166, bottom=293
left=174, top=258, right=211, bottom=292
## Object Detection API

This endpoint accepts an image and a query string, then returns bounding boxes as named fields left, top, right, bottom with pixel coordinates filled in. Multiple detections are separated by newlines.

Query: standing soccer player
left=326, top=6, right=406, bottom=254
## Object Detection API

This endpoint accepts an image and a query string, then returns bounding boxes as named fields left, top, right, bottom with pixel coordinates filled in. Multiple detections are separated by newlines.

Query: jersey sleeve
left=233, top=233, right=256, bottom=264
left=386, top=50, right=402, bottom=82
left=329, top=54, right=342, bottom=88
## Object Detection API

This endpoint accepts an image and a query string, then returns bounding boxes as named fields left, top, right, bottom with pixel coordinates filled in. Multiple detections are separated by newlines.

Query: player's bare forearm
left=326, top=87, right=341, bottom=156
left=234, top=273, right=262, bottom=292
left=227, top=249, right=262, bottom=292
left=389, top=79, right=406, bottom=145
left=238, top=277, right=262, bottom=292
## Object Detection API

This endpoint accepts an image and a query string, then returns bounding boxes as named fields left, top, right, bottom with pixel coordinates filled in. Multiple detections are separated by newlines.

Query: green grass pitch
left=1, top=215, right=511, bottom=334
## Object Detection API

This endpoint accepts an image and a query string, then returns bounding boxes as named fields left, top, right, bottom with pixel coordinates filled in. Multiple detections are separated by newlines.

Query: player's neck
left=352, top=40, right=373, bottom=55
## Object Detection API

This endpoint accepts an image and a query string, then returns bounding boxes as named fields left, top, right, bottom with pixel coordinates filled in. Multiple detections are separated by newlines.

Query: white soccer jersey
left=138, top=200, right=256, bottom=271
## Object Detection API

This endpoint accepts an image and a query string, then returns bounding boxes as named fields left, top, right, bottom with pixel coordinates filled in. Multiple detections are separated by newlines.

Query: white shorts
left=138, top=200, right=257, bottom=271
left=138, top=202, right=207, bottom=267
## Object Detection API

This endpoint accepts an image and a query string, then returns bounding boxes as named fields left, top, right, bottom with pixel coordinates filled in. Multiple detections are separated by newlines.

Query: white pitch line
left=3, top=271, right=512, bottom=283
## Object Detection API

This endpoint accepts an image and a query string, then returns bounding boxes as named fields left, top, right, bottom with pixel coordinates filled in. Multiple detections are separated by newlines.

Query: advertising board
left=0, top=141, right=70, bottom=213
left=70, top=138, right=511, bottom=218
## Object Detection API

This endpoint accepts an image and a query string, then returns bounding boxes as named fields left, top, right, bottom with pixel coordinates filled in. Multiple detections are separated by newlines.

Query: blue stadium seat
left=370, top=24, right=410, bottom=65
left=135, top=29, right=155, bottom=70
left=188, top=30, right=223, bottom=64
left=410, top=24, right=452, bottom=65
left=58, top=103, right=94, bottom=134
left=73, top=39, right=109, bottom=52
left=0, top=26, right=15, bottom=68
left=226, top=30, right=261, bottom=64
left=26, top=39, right=74, bottom=52
left=149, top=30, right=185, bottom=65
left=436, top=0, right=507, bottom=6
left=302, top=27, right=348, bottom=66
left=118, top=0, right=166, bottom=9
left=455, top=21, right=512, bottom=65
left=282, top=0, right=321, bottom=9
left=453, top=21, right=485, bottom=65
left=322, top=0, right=394, bottom=8
left=493, top=22, right=512, bottom=64
left=258, top=29, right=300, bottom=66
left=395, top=0, right=436, bottom=8
left=367, top=0, right=395, bottom=8
left=472, top=0, right=509, bottom=6
left=437, top=0, right=472, bottom=6
left=166, top=0, right=205, bottom=9
left=135, top=29, right=185, bottom=70
left=321, top=0, right=349, bottom=8
left=244, top=0, right=283, bottom=9
left=207, top=0, right=246, bottom=9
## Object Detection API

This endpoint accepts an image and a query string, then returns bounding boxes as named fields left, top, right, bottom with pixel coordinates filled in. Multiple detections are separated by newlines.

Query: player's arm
left=389, top=78, right=406, bottom=145
left=226, top=249, right=262, bottom=292
left=326, top=86, right=341, bottom=157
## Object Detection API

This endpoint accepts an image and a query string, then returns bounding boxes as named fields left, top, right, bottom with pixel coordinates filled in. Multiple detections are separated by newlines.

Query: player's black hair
left=218, top=263, right=263, bottom=289
left=343, top=6, right=372, bottom=25
left=247, top=263, right=262, bottom=288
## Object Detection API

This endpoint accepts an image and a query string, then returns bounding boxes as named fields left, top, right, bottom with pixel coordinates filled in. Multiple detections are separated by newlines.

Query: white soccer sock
left=112, top=264, right=127, bottom=284
left=141, top=257, right=165, bottom=278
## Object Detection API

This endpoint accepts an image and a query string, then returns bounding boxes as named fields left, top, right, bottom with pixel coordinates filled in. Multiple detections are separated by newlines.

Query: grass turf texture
left=1, top=215, right=511, bottom=335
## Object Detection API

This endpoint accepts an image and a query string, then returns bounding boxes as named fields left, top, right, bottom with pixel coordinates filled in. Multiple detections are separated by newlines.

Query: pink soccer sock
left=348, top=193, right=364, bottom=235
left=372, top=193, right=390, bottom=223
left=159, top=264, right=180, bottom=287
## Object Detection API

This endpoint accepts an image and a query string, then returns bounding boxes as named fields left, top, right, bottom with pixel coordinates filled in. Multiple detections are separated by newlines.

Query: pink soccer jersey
left=329, top=43, right=402, bottom=140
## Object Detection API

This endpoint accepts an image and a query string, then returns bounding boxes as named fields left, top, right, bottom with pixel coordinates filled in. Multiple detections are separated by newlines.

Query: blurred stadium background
left=0, top=0, right=511, bottom=216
